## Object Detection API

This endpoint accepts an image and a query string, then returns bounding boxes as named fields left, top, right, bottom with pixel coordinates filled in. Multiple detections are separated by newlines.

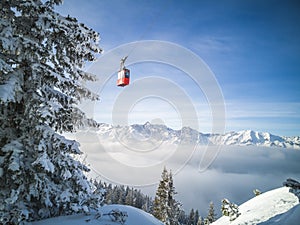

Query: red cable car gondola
left=117, top=56, right=130, bottom=87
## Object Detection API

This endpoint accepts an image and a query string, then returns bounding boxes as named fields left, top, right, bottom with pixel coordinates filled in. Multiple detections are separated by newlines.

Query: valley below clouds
left=73, top=126, right=300, bottom=216
left=174, top=146, right=300, bottom=215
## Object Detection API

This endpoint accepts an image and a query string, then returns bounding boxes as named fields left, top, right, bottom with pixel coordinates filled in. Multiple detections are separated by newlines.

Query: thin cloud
left=190, top=36, right=235, bottom=54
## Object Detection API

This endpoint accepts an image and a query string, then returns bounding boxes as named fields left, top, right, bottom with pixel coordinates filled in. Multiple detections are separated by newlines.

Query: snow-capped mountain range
left=96, top=122, right=300, bottom=149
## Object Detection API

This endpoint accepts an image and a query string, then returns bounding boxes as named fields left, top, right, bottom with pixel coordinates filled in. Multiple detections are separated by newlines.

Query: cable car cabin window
left=125, top=70, right=130, bottom=78
left=117, top=69, right=130, bottom=87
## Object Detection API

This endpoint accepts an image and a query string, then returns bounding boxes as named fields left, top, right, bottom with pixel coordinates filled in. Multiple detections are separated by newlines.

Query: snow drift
left=31, top=204, right=164, bottom=225
left=259, top=204, right=300, bottom=225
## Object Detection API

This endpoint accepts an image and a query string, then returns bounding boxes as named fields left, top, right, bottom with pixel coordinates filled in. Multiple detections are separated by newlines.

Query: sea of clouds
left=72, top=130, right=300, bottom=216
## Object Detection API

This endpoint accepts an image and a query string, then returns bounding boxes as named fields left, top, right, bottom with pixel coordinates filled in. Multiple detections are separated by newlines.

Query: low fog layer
left=174, top=146, right=300, bottom=215
left=72, top=131, right=300, bottom=216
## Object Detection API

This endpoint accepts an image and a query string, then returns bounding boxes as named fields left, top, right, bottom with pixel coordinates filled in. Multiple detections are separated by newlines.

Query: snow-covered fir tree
left=194, top=209, right=200, bottom=225
left=206, top=201, right=216, bottom=223
left=221, top=198, right=241, bottom=221
left=167, top=170, right=182, bottom=225
left=253, top=189, right=262, bottom=196
left=92, top=180, right=153, bottom=213
left=0, top=0, right=101, bottom=224
left=153, top=167, right=169, bottom=222
left=125, top=187, right=134, bottom=206
left=177, top=207, right=206, bottom=225
left=187, top=208, right=195, bottom=225
left=178, top=209, right=188, bottom=225
left=196, top=216, right=203, bottom=225
left=152, top=167, right=182, bottom=225
left=203, top=218, right=210, bottom=225
left=142, top=195, right=153, bottom=213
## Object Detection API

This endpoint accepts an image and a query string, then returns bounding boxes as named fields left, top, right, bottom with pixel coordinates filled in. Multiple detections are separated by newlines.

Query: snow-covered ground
left=30, top=204, right=163, bottom=225
left=212, top=187, right=299, bottom=225
left=259, top=204, right=300, bottom=225
left=29, top=187, right=300, bottom=225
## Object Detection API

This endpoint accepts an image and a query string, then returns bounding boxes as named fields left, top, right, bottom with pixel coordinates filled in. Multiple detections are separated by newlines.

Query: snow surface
left=29, top=187, right=300, bottom=225
left=211, top=187, right=299, bottom=225
left=259, top=204, right=300, bottom=225
left=30, top=204, right=164, bottom=225
left=96, top=123, right=300, bottom=149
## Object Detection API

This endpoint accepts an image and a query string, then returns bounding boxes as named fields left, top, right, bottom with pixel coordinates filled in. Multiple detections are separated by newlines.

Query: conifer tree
left=253, top=189, right=262, bottom=196
left=125, top=187, right=134, bottom=206
left=221, top=198, right=241, bottom=221
left=188, top=208, right=195, bottom=225
left=196, top=216, right=203, bottom=225
left=195, top=209, right=200, bottom=225
left=152, top=167, right=182, bottom=225
left=133, top=190, right=142, bottom=208
left=167, top=170, right=181, bottom=225
left=178, top=209, right=188, bottom=225
left=142, top=195, right=153, bottom=213
left=0, top=0, right=101, bottom=224
left=206, top=201, right=216, bottom=223
left=203, top=218, right=210, bottom=225
left=152, top=167, right=169, bottom=222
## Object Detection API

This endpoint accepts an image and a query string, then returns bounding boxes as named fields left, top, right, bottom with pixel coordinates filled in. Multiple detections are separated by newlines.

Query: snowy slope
left=31, top=204, right=164, bottom=225
left=211, top=187, right=299, bottom=225
left=96, top=123, right=300, bottom=149
left=259, top=204, right=300, bottom=225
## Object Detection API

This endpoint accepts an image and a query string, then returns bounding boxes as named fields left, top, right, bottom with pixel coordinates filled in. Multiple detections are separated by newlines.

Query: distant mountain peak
left=144, top=121, right=151, bottom=126
left=96, top=123, right=300, bottom=149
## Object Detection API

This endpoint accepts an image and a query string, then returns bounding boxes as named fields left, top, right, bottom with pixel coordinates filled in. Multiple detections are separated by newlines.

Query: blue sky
left=57, top=0, right=300, bottom=136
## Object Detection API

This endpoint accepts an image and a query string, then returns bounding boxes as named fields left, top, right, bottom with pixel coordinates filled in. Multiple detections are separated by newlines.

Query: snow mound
left=31, top=204, right=164, bottom=225
left=212, top=187, right=299, bottom=225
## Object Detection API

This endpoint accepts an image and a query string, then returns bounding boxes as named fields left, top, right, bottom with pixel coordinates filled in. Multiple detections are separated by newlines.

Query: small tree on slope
left=153, top=167, right=169, bottom=222
left=206, top=201, right=216, bottom=223
left=167, top=170, right=181, bottom=225
left=153, top=167, right=182, bottom=225
left=221, top=198, right=241, bottom=221
left=0, top=0, right=101, bottom=224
